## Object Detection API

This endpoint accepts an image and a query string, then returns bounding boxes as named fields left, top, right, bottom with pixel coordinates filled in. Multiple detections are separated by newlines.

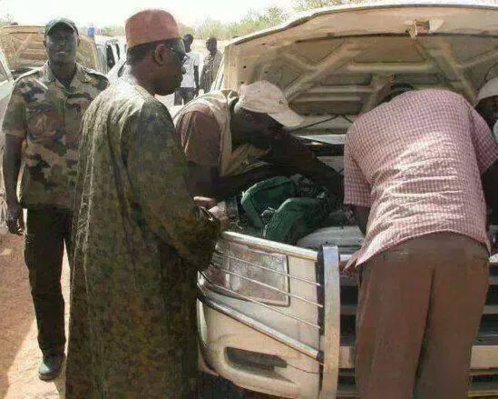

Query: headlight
left=203, top=239, right=290, bottom=306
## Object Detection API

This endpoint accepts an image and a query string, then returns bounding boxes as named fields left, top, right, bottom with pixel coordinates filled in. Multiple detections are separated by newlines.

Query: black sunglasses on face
left=164, top=39, right=187, bottom=64
left=167, top=48, right=187, bottom=63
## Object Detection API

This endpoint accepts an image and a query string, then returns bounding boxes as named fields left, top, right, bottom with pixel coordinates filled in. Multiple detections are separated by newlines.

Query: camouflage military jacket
left=200, top=50, right=223, bottom=93
left=2, top=62, right=108, bottom=209
left=66, top=77, right=220, bottom=398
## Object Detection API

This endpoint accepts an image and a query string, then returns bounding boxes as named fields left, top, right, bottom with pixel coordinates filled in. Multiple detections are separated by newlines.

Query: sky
left=2, top=0, right=295, bottom=28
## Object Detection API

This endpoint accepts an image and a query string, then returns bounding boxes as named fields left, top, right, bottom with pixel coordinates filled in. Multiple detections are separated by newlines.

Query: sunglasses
left=165, top=40, right=187, bottom=63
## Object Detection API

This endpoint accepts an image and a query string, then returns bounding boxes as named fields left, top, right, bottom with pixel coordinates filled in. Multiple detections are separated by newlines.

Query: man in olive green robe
left=66, top=9, right=220, bottom=398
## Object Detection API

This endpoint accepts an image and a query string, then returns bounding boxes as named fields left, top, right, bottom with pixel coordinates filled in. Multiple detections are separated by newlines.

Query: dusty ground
left=0, top=233, right=69, bottom=399
left=0, top=232, right=279, bottom=399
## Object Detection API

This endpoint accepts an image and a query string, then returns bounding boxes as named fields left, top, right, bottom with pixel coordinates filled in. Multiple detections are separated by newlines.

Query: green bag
left=264, top=197, right=331, bottom=245
left=240, top=176, right=297, bottom=228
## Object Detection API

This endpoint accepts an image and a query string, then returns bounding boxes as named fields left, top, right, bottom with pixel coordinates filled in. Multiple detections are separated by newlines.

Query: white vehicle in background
left=95, top=35, right=123, bottom=73
left=0, top=48, right=14, bottom=123
left=0, top=47, right=15, bottom=232
left=106, top=55, right=126, bottom=83
left=198, top=1, right=498, bottom=398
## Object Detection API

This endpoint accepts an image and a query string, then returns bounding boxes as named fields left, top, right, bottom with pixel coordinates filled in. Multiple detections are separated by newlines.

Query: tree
left=195, top=6, right=288, bottom=40
left=233, top=6, right=287, bottom=37
left=293, top=0, right=368, bottom=12
left=179, top=22, right=195, bottom=36
left=100, top=25, right=125, bottom=36
left=0, top=13, right=14, bottom=27
left=196, top=18, right=229, bottom=40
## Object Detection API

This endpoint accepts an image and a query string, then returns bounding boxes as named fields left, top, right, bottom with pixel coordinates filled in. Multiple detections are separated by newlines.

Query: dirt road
left=0, top=233, right=69, bottom=399
left=0, top=233, right=279, bottom=399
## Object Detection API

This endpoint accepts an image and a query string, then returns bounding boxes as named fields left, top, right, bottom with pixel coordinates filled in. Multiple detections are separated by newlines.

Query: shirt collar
left=40, top=62, right=55, bottom=84
left=40, top=62, right=90, bottom=86
left=74, top=63, right=91, bottom=83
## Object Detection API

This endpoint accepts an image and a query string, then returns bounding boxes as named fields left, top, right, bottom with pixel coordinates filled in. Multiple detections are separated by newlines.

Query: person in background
left=2, top=17, right=108, bottom=381
left=200, top=37, right=223, bottom=93
left=344, top=84, right=498, bottom=399
left=65, top=9, right=220, bottom=398
left=475, top=76, right=498, bottom=139
left=475, top=77, right=498, bottom=228
left=174, top=33, right=200, bottom=105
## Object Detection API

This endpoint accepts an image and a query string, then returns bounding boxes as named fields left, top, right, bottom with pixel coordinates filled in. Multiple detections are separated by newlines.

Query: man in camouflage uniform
left=200, top=37, right=223, bottom=93
left=2, top=18, right=108, bottom=380
left=66, top=9, right=220, bottom=398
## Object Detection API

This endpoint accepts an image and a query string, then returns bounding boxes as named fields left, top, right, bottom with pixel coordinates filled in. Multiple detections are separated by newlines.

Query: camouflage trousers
left=25, top=208, right=72, bottom=354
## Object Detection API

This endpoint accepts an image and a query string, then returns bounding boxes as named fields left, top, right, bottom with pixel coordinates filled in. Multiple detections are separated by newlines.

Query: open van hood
left=0, top=25, right=104, bottom=77
left=221, top=1, right=498, bottom=120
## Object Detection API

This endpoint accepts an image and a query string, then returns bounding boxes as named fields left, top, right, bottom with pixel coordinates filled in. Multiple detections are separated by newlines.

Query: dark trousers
left=355, top=232, right=489, bottom=399
left=25, top=208, right=72, bottom=354
left=174, top=87, right=196, bottom=105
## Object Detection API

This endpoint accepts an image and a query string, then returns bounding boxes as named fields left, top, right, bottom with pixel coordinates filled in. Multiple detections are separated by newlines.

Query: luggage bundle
left=238, top=175, right=349, bottom=245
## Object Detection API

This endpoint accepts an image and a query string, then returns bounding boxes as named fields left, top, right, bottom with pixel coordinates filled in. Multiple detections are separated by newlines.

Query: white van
left=198, top=2, right=498, bottom=397
left=95, top=35, right=123, bottom=73
left=0, top=47, right=15, bottom=233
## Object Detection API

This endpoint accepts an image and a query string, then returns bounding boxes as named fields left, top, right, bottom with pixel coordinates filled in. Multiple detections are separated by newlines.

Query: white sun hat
left=238, top=81, right=304, bottom=128
left=476, top=77, right=498, bottom=106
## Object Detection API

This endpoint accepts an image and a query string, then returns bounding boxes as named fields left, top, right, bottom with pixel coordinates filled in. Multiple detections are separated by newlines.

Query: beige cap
left=125, top=9, right=180, bottom=49
left=476, top=77, right=498, bottom=106
left=238, top=81, right=304, bottom=128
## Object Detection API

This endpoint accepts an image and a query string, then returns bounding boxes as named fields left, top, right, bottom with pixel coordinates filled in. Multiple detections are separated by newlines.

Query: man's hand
left=339, top=252, right=360, bottom=284
left=340, top=261, right=357, bottom=279
left=194, top=196, right=217, bottom=209
left=6, top=201, right=24, bottom=235
left=209, top=202, right=230, bottom=231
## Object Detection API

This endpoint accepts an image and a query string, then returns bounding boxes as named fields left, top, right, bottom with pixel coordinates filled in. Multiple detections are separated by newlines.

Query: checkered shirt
left=344, top=89, right=498, bottom=266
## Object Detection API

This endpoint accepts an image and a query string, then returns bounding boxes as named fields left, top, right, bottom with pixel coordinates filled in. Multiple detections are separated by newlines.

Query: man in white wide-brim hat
left=174, top=80, right=344, bottom=200
left=475, top=76, right=498, bottom=139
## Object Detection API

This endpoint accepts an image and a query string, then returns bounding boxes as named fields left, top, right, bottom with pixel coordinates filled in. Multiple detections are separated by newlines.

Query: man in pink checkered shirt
left=344, top=85, right=498, bottom=399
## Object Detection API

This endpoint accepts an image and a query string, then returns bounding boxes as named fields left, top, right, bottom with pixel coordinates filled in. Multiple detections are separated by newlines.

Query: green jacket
left=66, top=77, right=220, bottom=398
